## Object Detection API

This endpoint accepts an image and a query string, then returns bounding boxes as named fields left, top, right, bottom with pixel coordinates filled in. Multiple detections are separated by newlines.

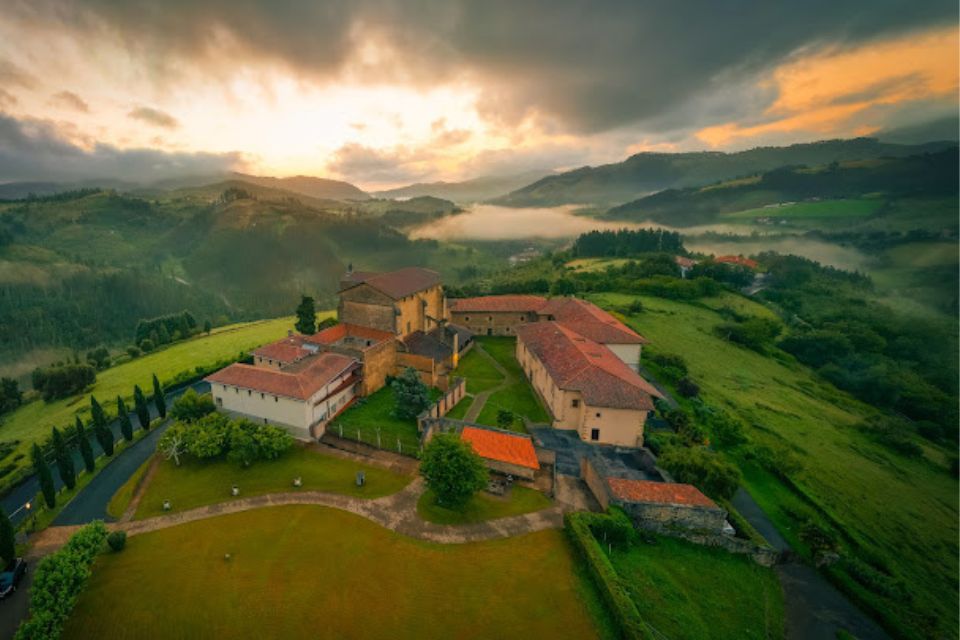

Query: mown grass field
left=64, top=506, right=609, bottom=640
left=590, top=291, right=958, bottom=639
left=0, top=315, right=319, bottom=493
left=416, top=486, right=552, bottom=525
left=611, top=535, right=784, bottom=640
left=133, top=446, right=412, bottom=519
left=106, top=456, right=153, bottom=519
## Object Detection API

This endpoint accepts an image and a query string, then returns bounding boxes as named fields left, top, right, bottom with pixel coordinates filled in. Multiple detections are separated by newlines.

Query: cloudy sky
left=0, top=0, right=956, bottom=188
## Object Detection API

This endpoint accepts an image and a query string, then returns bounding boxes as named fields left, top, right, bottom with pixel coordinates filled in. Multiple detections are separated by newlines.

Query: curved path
left=463, top=343, right=512, bottom=422
left=27, top=477, right=565, bottom=558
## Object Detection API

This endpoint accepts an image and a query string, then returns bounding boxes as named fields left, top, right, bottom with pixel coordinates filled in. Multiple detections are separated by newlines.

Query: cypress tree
left=0, top=508, right=14, bottom=565
left=134, top=385, right=151, bottom=430
left=31, top=443, right=56, bottom=509
left=117, top=396, right=134, bottom=442
left=51, top=427, right=76, bottom=490
left=152, top=374, right=166, bottom=418
left=90, top=395, right=106, bottom=429
left=74, top=416, right=96, bottom=473
left=295, top=295, right=316, bottom=334
left=96, top=420, right=115, bottom=456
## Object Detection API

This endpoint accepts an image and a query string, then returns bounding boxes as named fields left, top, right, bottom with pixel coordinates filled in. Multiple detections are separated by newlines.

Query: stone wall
left=449, top=310, right=540, bottom=337
left=636, top=523, right=780, bottom=567
left=358, top=340, right=397, bottom=396
left=339, top=284, right=397, bottom=334
left=417, top=378, right=466, bottom=428
left=619, top=501, right=727, bottom=532
left=581, top=456, right=612, bottom=510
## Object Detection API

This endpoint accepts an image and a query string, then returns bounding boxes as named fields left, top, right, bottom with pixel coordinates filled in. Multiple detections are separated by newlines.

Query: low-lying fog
left=409, top=204, right=871, bottom=272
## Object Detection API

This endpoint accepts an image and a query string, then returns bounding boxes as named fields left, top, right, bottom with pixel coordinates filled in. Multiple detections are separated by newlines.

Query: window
left=591, top=428, right=600, bottom=441
left=216, top=397, right=223, bottom=407
left=571, top=399, right=580, bottom=408
left=488, top=316, right=492, bottom=321
left=274, top=396, right=278, bottom=402
left=506, top=327, right=511, bottom=333
left=595, top=412, right=601, bottom=418
left=464, top=316, right=470, bottom=321
left=234, top=387, right=239, bottom=394
left=406, top=321, right=411, bottom=333
left=248, top=390, right=252, bottom=396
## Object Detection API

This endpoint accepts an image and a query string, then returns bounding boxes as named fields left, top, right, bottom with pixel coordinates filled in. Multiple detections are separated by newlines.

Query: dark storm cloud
left=128, top=106, right=179, bottom=128
left=10, top=0, right=956, bottom=134
left=0, top=112, right=241, bottom=183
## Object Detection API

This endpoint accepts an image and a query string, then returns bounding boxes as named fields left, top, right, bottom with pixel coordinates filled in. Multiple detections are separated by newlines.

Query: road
left=1, top=382, right=208, bottom=527
left=732, top=489, right=890, bottom=640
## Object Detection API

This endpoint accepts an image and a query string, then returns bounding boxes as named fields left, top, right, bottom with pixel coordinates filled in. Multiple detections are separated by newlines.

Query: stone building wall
left=338, top=284, right=397, bottom=334
left=449, top=310, right=540, bottom=337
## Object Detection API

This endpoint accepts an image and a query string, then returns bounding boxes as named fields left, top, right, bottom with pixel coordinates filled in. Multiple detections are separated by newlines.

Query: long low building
left=207, top=352, right=361, bottom=440
left=515, top=321, right=662, bottom=447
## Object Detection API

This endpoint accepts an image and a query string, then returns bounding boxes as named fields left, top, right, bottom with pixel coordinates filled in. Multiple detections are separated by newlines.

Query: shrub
left=856, top=416, right=923, bottom=458
left=650, top=353, right=687, bottom=381
left=31, top=364, right=96, bottom=401
left=744, top=443, right=802, bottom=479
left=184, top=413, right=230, bottom=459
left=420, top=433, right=488, bottom=509
left=657, top=446, right=741, bottom=501
left=170, top=388, right=216, bottom=423
left=106, top=530, right=126, bottom=552
left=126, top=345, right=141, bottom=358
left=15, top=521, right=107, bottom=640
left=139, top=339, right=155, bottom=352
left=676, top=377, right=700, bottom=398
left=496, top=409, right=515, bottom=429
left=715, top=317, right=782, bottom=352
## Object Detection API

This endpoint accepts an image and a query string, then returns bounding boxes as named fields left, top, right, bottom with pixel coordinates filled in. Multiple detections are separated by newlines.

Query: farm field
left=612, top=535, right=784, bottom=640
left=133, top=446, right=412, bottom=519
left=0, top=314, right=320, bottom=493
left=721, top=198, right=880, bottom=221
left=64, top=506, right=610, bottom=640
left=589, top=291, right=958, bottom=639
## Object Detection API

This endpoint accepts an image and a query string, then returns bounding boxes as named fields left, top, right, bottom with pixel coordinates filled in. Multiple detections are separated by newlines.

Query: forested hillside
left=0, top=185, right=486, bottom=362
left=493, top=138, right=955, bottom=207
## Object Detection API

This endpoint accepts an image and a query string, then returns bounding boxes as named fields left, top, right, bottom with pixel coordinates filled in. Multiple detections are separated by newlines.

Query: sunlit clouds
left=0, top=1, right=955, bottom=187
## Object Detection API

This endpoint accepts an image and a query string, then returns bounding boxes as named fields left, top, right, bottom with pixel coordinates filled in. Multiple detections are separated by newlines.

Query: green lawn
left=333, top=385, right=440, bottom=454
left=133, top=446, right=412, bottom=519
left=590, top=292, right=959, bottom=640
left=452, top=347, right=504, bottom=393
left=0, top=314, right=325, bottom=493
left=473, top=337, right=551, bottom=428
left=417, top=486, right=552, bottom=525
left=64, top=506, right=608, bottom=640
left=444, top=395, right=473, bottom=420
left=106, top=456, right=153, bottom=520
left=611, top=536, right=784, bottom=640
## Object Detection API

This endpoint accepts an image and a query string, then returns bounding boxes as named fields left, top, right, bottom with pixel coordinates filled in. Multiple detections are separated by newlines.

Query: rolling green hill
left=0, top=184, right=493, bottom=362
left=493, top=138, right=955, bottom=208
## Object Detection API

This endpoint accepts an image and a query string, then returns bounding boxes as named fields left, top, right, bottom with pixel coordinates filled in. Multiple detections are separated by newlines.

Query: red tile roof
left=206, top=352, right=358, bottom=401
left=538, top=297, right=647, bottom=345
left=252, top=335, right=310, bottom=364
left=339, top=267, right=441, bottom=299
left=715, top=255, right=759, bottom=269
left=606, top=477, right=718, bottom=509
left=516, top=321, right=661, bottom=411
left=306, top=323, right=395, bottom=347
left=460, top=426, right=540, bottom=470
left=674, top=256, right=697, bottom=268
left=449, top=295, right=547, bottom=313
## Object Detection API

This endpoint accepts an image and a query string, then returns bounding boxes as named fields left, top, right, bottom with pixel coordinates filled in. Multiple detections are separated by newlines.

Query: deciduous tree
left=420, top=433, right=488, bottom=509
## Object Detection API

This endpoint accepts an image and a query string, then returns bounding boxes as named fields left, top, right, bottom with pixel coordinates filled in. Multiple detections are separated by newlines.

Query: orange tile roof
left=252, top=335, right=310, bottom=363
left=515, top=321, right=661, bottom=411
left=715, top=255, right=759, bottom=269
left=306, top=323, right=395, bottom=347
left=206, top=353, right=358, bottom=401
left=606, top=478, right=718, bottom=509
left=538, top=297, right=647, bottom=345
left=461, top=426, right=540, bottom=471
left=449, top=295, right=548, bottom=313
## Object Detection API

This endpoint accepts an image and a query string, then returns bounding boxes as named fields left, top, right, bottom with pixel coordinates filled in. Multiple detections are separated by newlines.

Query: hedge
left=565, top=512, right=652, bottom=640
left=15, top=521, right=108, bottom=640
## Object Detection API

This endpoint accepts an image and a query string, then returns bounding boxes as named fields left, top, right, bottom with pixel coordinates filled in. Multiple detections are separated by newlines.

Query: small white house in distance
left=206, top=352, right=360, bottom=440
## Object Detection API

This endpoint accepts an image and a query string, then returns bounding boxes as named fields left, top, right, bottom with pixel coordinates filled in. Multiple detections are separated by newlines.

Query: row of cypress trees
left=31, top=374, right=168, bottom=510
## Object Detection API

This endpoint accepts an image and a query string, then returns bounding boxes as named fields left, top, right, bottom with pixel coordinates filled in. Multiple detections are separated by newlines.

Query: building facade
left=338, top=267, right=445, bottom=338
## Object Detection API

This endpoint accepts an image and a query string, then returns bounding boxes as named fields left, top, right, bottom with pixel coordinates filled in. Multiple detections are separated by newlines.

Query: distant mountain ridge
left=492, top=138, right=957, bottom=208
left=231, top=172, right=369, bottom=201
left=372, top=169, right=554, bottom=203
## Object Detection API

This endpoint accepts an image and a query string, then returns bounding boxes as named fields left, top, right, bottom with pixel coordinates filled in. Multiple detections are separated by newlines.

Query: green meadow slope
left=590, top=292, right=958, bottom=640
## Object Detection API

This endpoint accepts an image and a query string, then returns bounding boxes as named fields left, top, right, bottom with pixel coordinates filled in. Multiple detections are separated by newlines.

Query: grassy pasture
left=721, top=198, right=880, bottom=220
left=589, top=292, right=958, bottom=639
left=612, top=535, right=784, bottom=640
left=64, top=506, right=608, bottom=640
